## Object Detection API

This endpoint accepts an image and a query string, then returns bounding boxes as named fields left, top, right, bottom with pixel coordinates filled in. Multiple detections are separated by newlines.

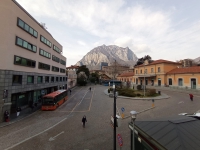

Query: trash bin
left=158, top=91, right=161, bottom=95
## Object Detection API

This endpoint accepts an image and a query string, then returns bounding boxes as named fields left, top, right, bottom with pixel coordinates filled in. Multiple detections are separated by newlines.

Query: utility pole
left=113, top=60, right=117, bottom=150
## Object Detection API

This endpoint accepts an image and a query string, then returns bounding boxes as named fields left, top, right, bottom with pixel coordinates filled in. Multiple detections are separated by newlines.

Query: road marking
left=5, top=102, right=79, bottom=150
left=88, top=87, right=95, bottom=111
left=49, top=131, right=64, bottom=141
left=178, top=101, right=184, bottom=104
left=78, top=90, right=89, bottom=105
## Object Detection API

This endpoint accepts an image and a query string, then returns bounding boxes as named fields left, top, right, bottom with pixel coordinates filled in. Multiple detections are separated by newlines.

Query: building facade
left=134, top=59, right=182, bottom=86
left=66, top=65, right=79, bottom=88
left=0, top=0, right=67, bottom=122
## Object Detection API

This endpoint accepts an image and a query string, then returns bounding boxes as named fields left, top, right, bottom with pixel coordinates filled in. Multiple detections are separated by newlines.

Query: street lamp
left=130, top=110, right=137, bottom=150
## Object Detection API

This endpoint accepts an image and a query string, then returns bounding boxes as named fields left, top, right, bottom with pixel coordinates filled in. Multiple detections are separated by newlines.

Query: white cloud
left=16, top=0, right=200, bottom=64
left=77, top=41, right=86, bottom=46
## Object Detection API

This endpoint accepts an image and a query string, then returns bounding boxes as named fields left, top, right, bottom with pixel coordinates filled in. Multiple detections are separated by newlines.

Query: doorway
left=158, top=79, right=161, bottom=86
left=191, top=78, right=196, bottom=89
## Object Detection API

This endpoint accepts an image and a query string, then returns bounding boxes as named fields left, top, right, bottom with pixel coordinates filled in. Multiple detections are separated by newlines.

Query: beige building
left=0, top=0, right=67, bottom=122
left=66, top=65, right=79, bottom=88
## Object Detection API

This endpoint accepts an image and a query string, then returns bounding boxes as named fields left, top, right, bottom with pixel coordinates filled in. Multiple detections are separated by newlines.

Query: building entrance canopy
left=137, top=75, right=156, bottom=78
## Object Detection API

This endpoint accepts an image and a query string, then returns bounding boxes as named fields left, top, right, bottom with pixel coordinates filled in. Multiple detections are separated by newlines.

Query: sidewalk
left=104, top=89, right=170, bottom=100
left=0, top=105, right=41, bottom=128
left=0, top=87, right=77, bottom=128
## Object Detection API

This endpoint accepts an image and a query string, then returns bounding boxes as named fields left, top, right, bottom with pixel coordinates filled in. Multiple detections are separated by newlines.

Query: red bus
left=42, top=90, right=68, bottom=111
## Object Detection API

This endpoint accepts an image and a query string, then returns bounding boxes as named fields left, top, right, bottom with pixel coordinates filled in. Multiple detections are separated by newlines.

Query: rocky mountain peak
left=76, top=45, right=138, bottom=69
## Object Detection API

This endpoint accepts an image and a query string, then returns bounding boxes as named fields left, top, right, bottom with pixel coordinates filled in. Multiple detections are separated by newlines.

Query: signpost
left=152, top=99, right=155, bottom=107
left=121, top=107, right=125, bottom=118
left=117, top=134, right=123, bottom=148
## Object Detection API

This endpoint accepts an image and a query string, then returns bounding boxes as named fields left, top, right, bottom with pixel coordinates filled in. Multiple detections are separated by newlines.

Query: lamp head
left=130, top=110, right=137, bottom=121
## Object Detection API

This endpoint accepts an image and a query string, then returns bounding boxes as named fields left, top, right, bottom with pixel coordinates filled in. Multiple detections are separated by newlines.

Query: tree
left=135, top=55, right=152, bottom=66
left=90, top=72, right=99, bottom=83
left=76, top=65, right=90, bottom=79
left=77, top=72, right=87, bottom=86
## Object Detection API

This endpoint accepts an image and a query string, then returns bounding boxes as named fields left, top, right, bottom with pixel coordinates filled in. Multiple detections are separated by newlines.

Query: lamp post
left=113, top=84, right=116, bottom=150
left=130, top=110, right=137, bottom=150
left=144, top=66, right=146, bottom=96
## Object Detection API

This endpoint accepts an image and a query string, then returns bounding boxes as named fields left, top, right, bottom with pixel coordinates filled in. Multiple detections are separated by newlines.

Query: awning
left=137, top=75, right=156, bottom=78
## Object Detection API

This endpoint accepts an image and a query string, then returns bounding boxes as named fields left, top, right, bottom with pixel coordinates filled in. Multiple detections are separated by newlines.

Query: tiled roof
left=117, top=72, right=134, bottom=77
left=167, top=66, right=200, bottom=74
left=66, top=65, right=79, bottom=69
left=135, top=59, right=181, bottom=68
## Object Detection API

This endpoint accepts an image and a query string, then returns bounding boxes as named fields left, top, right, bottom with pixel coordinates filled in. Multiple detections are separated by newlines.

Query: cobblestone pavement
left=0, top=85, right=199, bottom=150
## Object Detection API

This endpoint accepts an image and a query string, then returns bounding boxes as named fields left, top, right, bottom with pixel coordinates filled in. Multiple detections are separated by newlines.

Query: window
left=38, top=62, right=50, bottom=70
left=145, top=69, right=147, bottom=74
left=60, top=68, right=65, bottom=73
left=151, top=68, right=153, bottom=73
left=136, top=78, right=138, bottom=84
left=52, top=66, right=59, bottom=72
left=140, top=70, right=142, bottom=74
left=56, top=77, right=59, bottom=82
left=60, top=59, right=66, bottom=65
left=53, top=45, right=61, bottom=53
left=52, top=55, right=60, bottom=63
left=12, top=75, right=22, bottom=85
left=14, top=55, right=36, bottom=68
left=27, top=76, right=34, bottom=84
left=45, top=76, right=49, bottom=83
left=178, top=78, right=183, bottom=86
left=158, top=67, right=161, bottom=72
left=63, top=77, right=65, bottom=81
left=51, top=77, right=54, bottom=82
left=17, top=18, right=38, bottom=38
left=60, top=77, right=62, bottom=81
left=40, top=35, right=52, bottom=47
left=37, top=76, right=43, bottom=83
left=169, top=78, right=172, bottom=85
left=16, top=37, right=37, bottom=53
left=39, top=49, right=51, bottom=59
left=136, top=70, right=138, bottom=74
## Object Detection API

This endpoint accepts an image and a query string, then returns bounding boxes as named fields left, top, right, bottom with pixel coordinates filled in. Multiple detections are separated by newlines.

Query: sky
left=16, top=0, right=200, bottom=66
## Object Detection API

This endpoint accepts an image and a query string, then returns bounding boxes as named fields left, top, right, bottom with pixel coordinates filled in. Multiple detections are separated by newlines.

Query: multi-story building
left=66, top=65, right=79, bottom=88
left=0, top=0, right=67, bottom=122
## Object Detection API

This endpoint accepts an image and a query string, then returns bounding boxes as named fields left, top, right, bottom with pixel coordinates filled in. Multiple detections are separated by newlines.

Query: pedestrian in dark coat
left=82, top=115, right=87, bottom=128
left=16, top=107, right=21, bottom=117
left=89, top=87, right=91, bottom=91
left=69, top=89, right=72, bottom=95
left=189, top=94, right=194, bottom=101
left=4, top=110, right=9, bottom=122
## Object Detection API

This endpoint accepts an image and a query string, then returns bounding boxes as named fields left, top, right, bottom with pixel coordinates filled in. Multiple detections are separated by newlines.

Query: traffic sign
left=117, top=134, right=123, bottom=147
left=121, top=107, right=125, bottom=112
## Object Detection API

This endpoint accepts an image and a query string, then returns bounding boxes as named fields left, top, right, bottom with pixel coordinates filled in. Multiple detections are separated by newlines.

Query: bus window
left=43, top=98, right=54, bottom=105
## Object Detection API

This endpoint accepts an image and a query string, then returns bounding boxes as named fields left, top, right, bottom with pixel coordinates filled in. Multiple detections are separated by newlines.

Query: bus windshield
left=42, top=97, right=54, bottom=105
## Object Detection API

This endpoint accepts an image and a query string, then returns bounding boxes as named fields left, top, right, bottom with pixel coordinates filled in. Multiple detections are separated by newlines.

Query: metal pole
left=144, top=66, right=145, bottom=96
left=132, top=121, right=135, bottom=150
left=114, top=87, right=116, bottom=150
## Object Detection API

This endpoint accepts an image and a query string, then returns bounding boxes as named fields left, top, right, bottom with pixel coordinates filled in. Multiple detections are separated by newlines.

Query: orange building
left=133, top=59, right=182, bottom=86
left=166, top=66, right=200, bottom=89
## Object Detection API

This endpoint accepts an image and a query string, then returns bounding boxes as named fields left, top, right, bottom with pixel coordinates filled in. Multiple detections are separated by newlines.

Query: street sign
left=121, top=107, right=125, bottom=112
left=117, top=134, right=123, bottom=147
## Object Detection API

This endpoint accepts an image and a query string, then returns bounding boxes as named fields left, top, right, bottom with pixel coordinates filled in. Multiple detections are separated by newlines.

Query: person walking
left=82, top=115, right=87, bottom=128
left=189, top=94, right=194, bottom=101
left=4, top=110, right=9, bottom=122
left=89, top=87, right=91, bottom=91
left=16, top=107, right=21, bottom=117
left=69, top=89, right=72, bottom=95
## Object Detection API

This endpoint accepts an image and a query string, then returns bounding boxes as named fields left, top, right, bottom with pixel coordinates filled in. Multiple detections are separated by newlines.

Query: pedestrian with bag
left=82, top=115, right=87, bottom=128
left=16, top=107, right=21, bottom=117
left=189, top=94, right=194, bottom=101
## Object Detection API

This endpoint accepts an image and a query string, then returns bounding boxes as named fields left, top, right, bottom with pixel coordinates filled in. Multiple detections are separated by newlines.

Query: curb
left=104, top=89, right=170, bottom=100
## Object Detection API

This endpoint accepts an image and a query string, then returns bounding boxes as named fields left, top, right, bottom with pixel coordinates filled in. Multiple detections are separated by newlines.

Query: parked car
left=179, top=112, right=200, bottom=120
